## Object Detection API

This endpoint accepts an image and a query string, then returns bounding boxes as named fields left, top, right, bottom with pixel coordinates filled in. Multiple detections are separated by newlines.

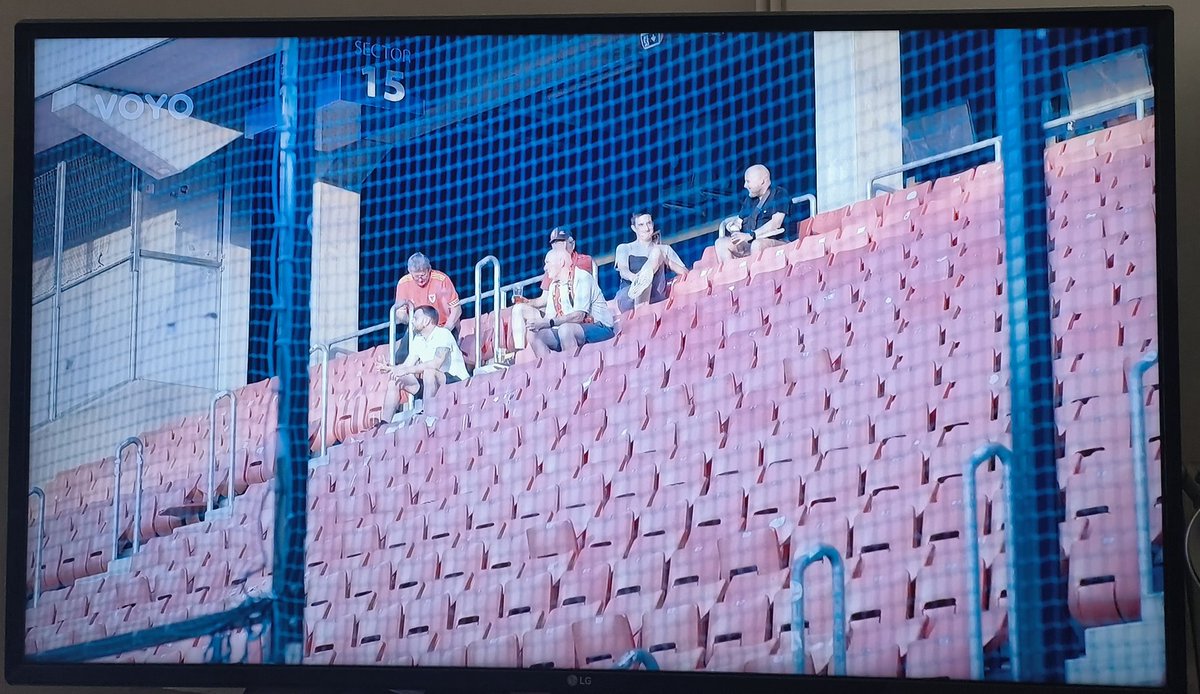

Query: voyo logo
left=94, top=93, right=195, bottom=121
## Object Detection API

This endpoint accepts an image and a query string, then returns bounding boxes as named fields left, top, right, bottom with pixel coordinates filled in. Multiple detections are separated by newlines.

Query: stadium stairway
left=1065, top=592, right=1165, bottom=686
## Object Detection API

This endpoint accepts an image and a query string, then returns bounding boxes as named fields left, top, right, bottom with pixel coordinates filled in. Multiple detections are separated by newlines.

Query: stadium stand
left=26, top=117, right=1160, bottom=677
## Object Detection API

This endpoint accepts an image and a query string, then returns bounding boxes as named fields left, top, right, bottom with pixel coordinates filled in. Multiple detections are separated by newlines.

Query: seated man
left=714, top=164, right=793, bottom=262
left=393, top=252, right=461, bottom=363
left=378, top=305, right=470, bottom=420
left=614, top=212, right=688, bottom=313
left=511, top=228, right=596, bottom=350
left=526, top=247, right=615, bottom=356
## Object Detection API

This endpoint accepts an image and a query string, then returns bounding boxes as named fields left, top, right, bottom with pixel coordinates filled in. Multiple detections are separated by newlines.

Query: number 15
left=362, top=66, right=405, bottom=102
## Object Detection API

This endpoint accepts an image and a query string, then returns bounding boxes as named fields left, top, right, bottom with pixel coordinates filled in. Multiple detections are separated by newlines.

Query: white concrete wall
left=311, top=181, right=360, bottom=350
left=813, top=31, right=905, bottom=211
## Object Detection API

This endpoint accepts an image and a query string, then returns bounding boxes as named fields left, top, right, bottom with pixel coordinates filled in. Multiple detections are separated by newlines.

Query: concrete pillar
left=813, top=31, right=905, bottom=212
left=310, top=181, right=360, bottom=351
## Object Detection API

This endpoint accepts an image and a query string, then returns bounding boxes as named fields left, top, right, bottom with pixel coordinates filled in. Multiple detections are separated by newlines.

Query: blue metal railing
left=1129, top=351, right=1159, bottom=605
left=963, top=442, right=1018, bottom=681
left=614, top=649, right=660, bottom=670
left=790, top=542, right=846, bottom=676
left=28, top=487, right=45, bottom=608
left=112, top=437, right=145, bottom=557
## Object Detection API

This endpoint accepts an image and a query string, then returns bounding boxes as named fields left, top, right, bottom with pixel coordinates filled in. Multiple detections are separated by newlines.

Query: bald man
left=714, top=164, right=793, bottom=262
left=525, top=247, right=615, bottom=356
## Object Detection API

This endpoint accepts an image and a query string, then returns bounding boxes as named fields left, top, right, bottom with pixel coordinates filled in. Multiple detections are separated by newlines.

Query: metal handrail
left=310, top=345, right=330, bottom=458
left=112, top=437, right=145, bottom=558
left=473, top=255, right=502, bottom=369
left=1130, top=351, right=1160, bottom=604
left=614, top=649, right=661, bottom=670
left=387, top=302, right=414, bottom=367
left=716, top=193, right=818, bottom=239
left=28, top=487, right=45, bottom=608
left=867, top=136, right=1003, bottom=199
left=963, top=442, right=1018, bottom=681
left=207, top=390, right=238, bottom=514
left=791, top=542, right=846, bottom=676
left=793, top=193, right=818, bottom=217
left=1043, top=88, right=1155, bottom=134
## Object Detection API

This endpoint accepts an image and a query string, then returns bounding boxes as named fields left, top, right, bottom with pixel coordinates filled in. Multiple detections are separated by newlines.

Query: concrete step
left=1066, top=593, right=1165, bottom=686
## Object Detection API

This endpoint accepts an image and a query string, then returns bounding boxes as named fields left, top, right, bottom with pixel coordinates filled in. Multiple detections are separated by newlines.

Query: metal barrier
left=207, top=390, right=238, bottom=514
left=112, top=437, right=145, bottom=558
left=387, top=301, right=414, bottom=367
left=473, top=255, right=503, bottom=369
left=1130, top=351, right=1160, bottom=605
left=28, top=487, right=45, bottom=608
left=614, top=649, right=661, bottom=670
left=867, top=136, right=1003, bottom=199
left=963, top=442, right=1018, bottom=681
left=309, top=345, right=329, bottom=458
left=791, top=542, right=846, bottom=676
left=1043, top=88, right=1155, bottom=137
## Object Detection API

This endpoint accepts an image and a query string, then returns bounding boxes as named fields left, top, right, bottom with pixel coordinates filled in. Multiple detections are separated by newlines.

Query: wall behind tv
left=0, top=1, right=1195, bottom=694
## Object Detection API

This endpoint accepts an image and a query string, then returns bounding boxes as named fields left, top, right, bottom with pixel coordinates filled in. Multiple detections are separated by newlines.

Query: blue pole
left=995, top=28, right=1076, bottom=681
left=270, top=36, right=313, bottom=665
left=790, top=543, right=846, bottom=676
left=964, top=443, right=1019, bottom=681
left=1129, top=351, right=1159, bottom=603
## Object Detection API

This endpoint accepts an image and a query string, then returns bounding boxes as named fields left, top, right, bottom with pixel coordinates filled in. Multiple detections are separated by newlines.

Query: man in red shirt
left=511, top=228, right=595, bottom=351
left=393, top=252, right=461, bottom=363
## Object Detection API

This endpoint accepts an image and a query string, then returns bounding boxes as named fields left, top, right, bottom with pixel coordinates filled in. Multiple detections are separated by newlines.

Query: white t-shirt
left=543, top=267, right=614, bottom=328
left=403, top=326, right=469, bottom=381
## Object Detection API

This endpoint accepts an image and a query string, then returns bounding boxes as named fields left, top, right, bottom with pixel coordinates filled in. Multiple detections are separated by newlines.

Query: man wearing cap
left=525, top=246, right=615, bottom=356
left=714, top=164, right=793, bottom=262
left=393, top=252, right=461, bottom=363
left=510, top=228, right=597, bottom=351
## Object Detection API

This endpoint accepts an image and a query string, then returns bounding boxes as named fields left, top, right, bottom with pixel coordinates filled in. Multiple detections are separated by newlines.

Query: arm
left=550, top=310, right=589, bottom=325
left=749, top=211, right=787, bottom=240
left=430, top=346, right=450, bottom=372
left=662, top=245, right=688, bottom=276
left=614, top=244, right=637, bottom=283
left=445, top=304, right=462, bottom=331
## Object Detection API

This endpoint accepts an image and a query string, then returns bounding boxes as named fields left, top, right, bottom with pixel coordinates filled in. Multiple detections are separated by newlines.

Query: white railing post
left=207, top=390, right=238, bottom=514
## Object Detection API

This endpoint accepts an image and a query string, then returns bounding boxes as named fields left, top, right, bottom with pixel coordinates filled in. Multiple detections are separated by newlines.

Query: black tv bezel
left=7, top=8, right=1183, bottom=694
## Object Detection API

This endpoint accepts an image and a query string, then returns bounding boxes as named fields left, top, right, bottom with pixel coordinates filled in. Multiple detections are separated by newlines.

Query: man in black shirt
left=715, top=164, right=793, bottom=262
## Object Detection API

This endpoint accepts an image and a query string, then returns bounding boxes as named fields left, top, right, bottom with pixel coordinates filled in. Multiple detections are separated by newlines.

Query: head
left=743, top=164, right=772, bottom=199
left=549, top=227, right=574, bottom=255
left=629, top=212, right=655, bottom=243
left=412, top=305, right=439, bottom=333
left=407, top=252, right=432, bottom=287
left=543, top=247, right=573, bottom=282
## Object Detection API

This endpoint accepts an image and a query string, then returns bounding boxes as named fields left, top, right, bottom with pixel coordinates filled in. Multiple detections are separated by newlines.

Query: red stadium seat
left=609, top=551, right=668, bottom=618
left=466, top=633, right=520, bottom=668
left=572, top=614, right=636, bottom=668
left=640, top=603, right=705, bottom=660
left=664, top=541, right=725, bottom=612
left=708, top=594, right=772, bottom=650
left=579, top=510, right=635, bottom=566
left=520, top=625, right=577, bottom=668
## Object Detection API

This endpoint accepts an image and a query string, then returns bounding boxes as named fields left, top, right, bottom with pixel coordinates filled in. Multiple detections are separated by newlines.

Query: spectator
left=393, top=252, right=461, bottom=363
left=714, top=164, right=793, bottom=262
left=615, top=212, right=688, bottom=313
left=377, top=305, right=469, bottom=420
left=511, top=228, right=596, bottom=351
left=525, top=247, right=615, bottom=356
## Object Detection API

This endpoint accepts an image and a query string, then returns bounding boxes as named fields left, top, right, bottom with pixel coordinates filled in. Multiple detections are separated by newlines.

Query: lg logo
left=94, top=93, right=195, bottom=121
left=565, top=674, right=593, bottom=687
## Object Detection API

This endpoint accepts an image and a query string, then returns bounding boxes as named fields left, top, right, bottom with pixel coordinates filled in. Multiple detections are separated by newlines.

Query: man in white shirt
left=526, top=247, right=615, bottom=357
left=377, top=305, right=469, bottom=419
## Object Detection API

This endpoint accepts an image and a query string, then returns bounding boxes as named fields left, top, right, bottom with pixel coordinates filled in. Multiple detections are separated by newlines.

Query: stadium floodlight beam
left=49, top=83, right=241, bottom=180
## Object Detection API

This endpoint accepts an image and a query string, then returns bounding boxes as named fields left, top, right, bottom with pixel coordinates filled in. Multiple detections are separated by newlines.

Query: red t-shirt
left=395, top=270, right=460, bottom=326
left=540, top=252, right=595, bottom=291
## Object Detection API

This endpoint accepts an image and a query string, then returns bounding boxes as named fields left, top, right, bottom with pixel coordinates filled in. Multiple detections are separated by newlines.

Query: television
left=7, top=9, right=1185, bottom=694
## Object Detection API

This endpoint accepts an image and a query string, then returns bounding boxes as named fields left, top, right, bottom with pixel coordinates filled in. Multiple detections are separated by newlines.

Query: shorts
left=414, top=371, right=461, bottom=401
left=547, top=323, right=616, bottom=352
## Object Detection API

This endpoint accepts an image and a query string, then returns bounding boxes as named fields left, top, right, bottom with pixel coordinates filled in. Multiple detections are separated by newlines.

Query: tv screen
left=7, top=10, right=1183, bottom=693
